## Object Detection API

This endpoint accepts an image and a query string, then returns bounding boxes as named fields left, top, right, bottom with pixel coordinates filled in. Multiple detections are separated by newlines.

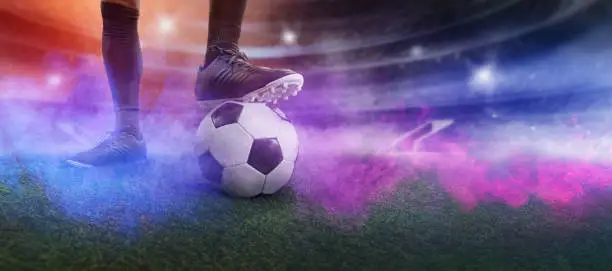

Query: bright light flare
left=47, top=74, right=61, bottom=86
left=470, top=64, right=498, bottom=90
left=281, top=29, right=298, bottom=45
left=158, top=17, right=175, bottom=34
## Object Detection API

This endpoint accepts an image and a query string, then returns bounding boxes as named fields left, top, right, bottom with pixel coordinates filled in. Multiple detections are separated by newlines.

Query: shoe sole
left=64, top=157, right=148, bottom=169
left=64, top=159, right=94, bottom=168
left=196, top=73, right=304, bottom=114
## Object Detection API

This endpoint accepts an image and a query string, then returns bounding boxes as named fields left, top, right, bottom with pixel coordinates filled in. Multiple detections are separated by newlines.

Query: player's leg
left=65, top=0, right=146, bottom=168
left=102, top=0, right=143, bottom=135
left=195, top=0, right=304, bottom=111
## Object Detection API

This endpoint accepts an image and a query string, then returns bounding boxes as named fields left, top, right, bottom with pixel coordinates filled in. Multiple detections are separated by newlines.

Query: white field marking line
left=380, top=119, right=456, bottom=157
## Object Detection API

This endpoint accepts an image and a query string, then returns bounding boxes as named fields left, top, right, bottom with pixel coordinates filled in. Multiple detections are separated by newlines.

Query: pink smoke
left=294, top=128, right=612, bottom=219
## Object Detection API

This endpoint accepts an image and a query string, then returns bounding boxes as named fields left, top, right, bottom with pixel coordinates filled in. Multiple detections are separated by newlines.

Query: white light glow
left=410, top=46, right=424, bottom=57
left=47, top=74, right=61, bottom=86
left=158, top=17, right=175, bottom=34
left=281, top=29, right=297, bottom=45
left=470, top=64, right=498, bottom=90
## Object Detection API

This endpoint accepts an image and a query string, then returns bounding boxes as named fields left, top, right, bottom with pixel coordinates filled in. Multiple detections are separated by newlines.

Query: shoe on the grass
left=195, top=45, right=304, bottom=112
left=65, top=131, right=147, bottom=168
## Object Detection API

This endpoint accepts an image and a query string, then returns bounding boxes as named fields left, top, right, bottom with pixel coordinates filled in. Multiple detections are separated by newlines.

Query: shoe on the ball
left=64, top=131, right=147, bottom=168
left=195, top=46, right=304, bottom=112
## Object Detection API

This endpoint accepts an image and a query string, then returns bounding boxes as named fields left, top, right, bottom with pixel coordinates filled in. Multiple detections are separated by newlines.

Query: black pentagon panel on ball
left=247, top=138, right=283, bottom=175
left=198, top=151, right=223, bottom=183
left=211, top=102, right=244, bottom=128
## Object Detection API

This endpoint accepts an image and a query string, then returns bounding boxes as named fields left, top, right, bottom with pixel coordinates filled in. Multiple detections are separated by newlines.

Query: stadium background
left=3, top=0, right=608, bottom=111
left=3, top=0, right=612, bottom=270
left=3, top=0, right=612, bottom=154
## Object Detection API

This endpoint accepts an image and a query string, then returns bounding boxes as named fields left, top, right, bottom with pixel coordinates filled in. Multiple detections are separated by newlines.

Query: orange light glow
left=0, top=0, right=282, bottom=103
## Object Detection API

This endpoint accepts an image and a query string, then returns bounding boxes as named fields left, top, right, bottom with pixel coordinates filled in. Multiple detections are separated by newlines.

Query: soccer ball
left=195, top=101, right=299, bottom=198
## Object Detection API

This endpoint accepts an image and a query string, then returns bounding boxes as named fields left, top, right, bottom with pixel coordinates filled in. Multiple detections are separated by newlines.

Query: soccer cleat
left=64, top=131, right=147, bottom=168
left=194, top=46, right=304, bottom=113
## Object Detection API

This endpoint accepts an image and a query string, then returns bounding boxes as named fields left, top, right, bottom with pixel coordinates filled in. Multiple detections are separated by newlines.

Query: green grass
left=2, top=164, right=612, bottom=271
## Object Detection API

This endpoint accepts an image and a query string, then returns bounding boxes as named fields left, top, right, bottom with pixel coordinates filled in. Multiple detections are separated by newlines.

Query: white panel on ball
left=276, top=121, right=299, bottom=162
left=263, top=160, right=294, bottom=194
left=194, top=116, right=216, bottom=154
left=210, top=124, right=254, bottom=167
left=237, top=103, right=282, bottom=139
left=222, top=164, right=266, bottom=198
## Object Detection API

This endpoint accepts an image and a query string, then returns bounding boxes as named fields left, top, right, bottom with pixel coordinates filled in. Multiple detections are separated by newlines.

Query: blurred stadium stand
left=0, top=0, right=608, bottom=121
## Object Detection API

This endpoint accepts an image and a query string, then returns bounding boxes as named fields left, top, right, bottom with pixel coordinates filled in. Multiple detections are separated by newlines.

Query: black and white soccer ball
left=195, top=101, right=299, bottom=198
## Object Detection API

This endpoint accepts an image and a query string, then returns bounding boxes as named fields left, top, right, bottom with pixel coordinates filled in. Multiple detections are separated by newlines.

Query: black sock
left=205, top=0, right=247, bottom=65
left=101, top=2, right=143, bottom=135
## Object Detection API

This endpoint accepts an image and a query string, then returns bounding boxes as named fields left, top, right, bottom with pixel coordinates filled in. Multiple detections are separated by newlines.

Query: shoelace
left=93, top=132, right=132, bottom=153
left=209, top=45, right=259, bottom=73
